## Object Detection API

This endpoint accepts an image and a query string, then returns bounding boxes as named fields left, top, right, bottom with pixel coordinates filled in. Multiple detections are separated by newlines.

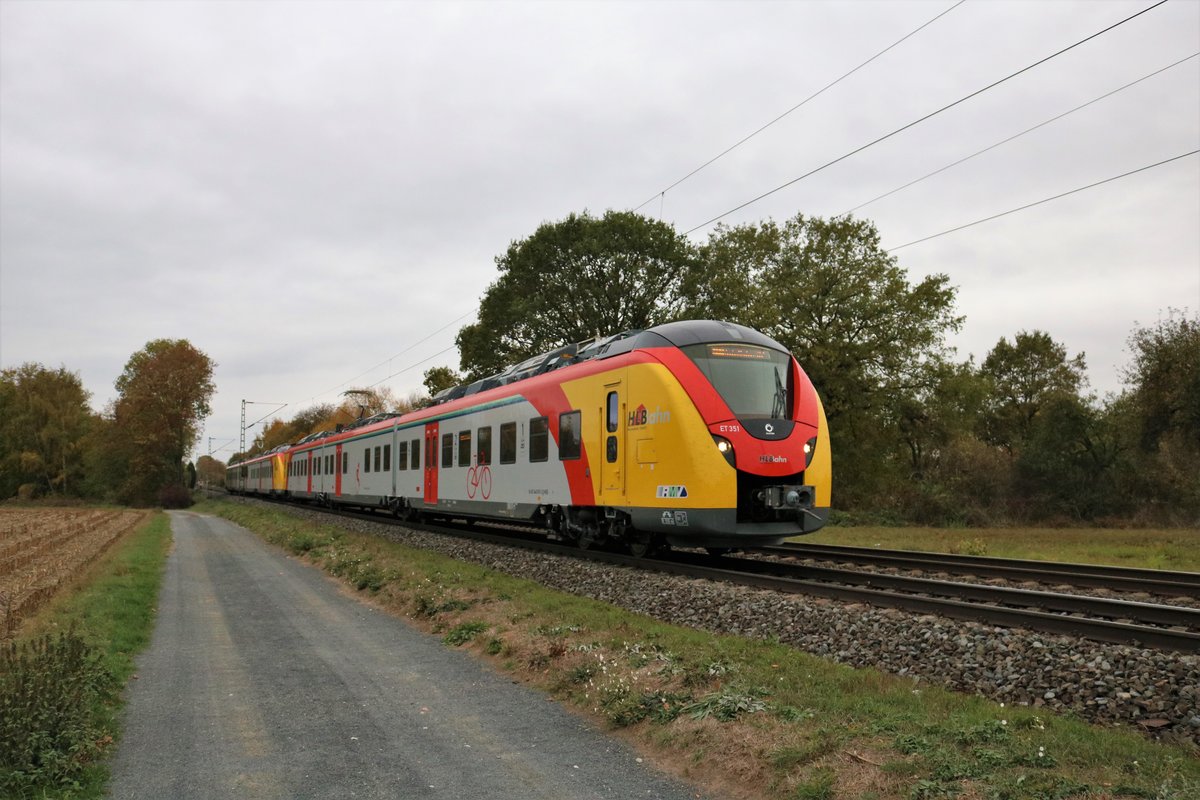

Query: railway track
left=243, top=498, right=1200, bottom=654
left=759, top=542, right=1200, bottom=599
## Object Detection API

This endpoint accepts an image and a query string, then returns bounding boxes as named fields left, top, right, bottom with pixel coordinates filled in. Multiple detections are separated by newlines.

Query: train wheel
left=705, top=547, right=732, bottom=557
left=628, top=531, right=657, bottom=558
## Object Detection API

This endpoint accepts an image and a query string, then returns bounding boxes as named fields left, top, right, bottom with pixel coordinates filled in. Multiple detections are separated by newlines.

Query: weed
left=682, top=687, right=769, bottom=722
left=567, top=663, right=598, bottom=684
left=792, top=768, right=836, bottom=800
left=774, top=705, right=815, bottom=723
left=0, top=632, right=118, bottom=795
left=442, top=621, right=488, bottom=646
left=485, top=639, right=503, bottom=656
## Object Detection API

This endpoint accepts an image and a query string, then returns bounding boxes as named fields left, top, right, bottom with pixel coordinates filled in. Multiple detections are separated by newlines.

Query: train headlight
left=804, top=436, right=817, bottom=468
left=711, top=435, right=736, bottom=468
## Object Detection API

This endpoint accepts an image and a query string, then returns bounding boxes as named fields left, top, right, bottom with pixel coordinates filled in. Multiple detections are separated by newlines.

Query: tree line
left=451, top=210, right=1198, bottom=526
left=0, top=339, right=215, bottom=507
left=3, top=210, right=1195, bottom=524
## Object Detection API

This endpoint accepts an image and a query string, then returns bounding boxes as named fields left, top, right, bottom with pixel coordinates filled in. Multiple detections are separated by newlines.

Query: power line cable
left=684, top=0, right=1170, bottom=235
left=631, top=0, right=967, bottom=214
left=365, top=344, right=460, bottom=390
left=844, top=51, right=1199, bottom=216
left=309, top=306, right=476, bottom=401
left=887, top=149, right=1199, bottom=251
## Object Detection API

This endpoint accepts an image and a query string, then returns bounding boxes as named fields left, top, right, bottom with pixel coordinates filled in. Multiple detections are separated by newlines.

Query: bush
left=0, top=632, right=118, bottom=795
left=158, top=484, right=193, bottom=509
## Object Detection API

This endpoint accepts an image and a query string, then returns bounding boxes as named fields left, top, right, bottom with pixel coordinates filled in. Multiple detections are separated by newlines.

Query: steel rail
left=242, top=498, right=1200, bottom=654
left=761, top=542, right=1200, bottom=598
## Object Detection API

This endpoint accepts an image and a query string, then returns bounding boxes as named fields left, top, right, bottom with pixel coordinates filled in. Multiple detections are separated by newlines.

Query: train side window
left=529, top=416, right=549, bottom=463
left=315, top=458, right=321, bottom=476
left=477, top=427, right=491, bottom=466
left=327, top=454, right=333, bottom=474
left=364, top=448, right=371, bottom=473
left=559, top=411, right=581, bottom=460
left=606, top=391, right=619, bottom=433
left=342, top=452, right=348, bottom=474
left=499, top=422, right=516, bottom=464
left=384, top=444, right=391, bottom=471
left=441, top=433, right=454, bottom=468
left=374, top=446, right=381, bottom=472
left=398, top=441, right=408, bottom=471
left=411, top=438, right=420, bottom=470
left=458, top=430, right=471, bottom=467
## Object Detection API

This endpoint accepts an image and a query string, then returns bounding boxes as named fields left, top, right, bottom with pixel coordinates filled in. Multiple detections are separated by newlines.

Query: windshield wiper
left=771, top=367, right=786, bottom=419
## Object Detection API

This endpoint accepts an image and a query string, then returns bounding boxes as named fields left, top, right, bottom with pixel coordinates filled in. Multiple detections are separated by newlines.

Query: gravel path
left=107, top=511, right=720, bottom=800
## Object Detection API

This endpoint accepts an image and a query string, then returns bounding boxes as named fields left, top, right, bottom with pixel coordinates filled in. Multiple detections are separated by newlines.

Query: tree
left=691, top=213, right=963, bottom=508
left=196, top=455, right=226, bottom=488
left=1117, top=311, right=1200, bottom=520
left=979, top=331, right=1087, bottom=454
left=110, top=339, right=216, bottom=505
left=0, top=364, right=93, bottom=498
left=423, top=366, right=462, bottom=397
left=456, top=210, right=697, bottom=378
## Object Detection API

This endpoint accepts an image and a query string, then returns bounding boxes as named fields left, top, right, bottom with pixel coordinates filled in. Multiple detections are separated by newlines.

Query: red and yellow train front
left=561, top=324, right=830, bottom=548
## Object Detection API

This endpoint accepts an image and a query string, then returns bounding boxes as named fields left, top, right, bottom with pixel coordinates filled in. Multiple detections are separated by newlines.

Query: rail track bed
left=291, top=501, right=1200, bottom=654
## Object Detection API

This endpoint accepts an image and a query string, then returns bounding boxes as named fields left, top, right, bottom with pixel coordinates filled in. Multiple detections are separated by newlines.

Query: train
left=226, top=319, right=831, bottom=555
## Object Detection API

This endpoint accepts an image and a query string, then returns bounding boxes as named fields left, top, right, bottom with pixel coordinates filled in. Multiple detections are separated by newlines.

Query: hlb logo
left=629, top=404, right=671, bottom=428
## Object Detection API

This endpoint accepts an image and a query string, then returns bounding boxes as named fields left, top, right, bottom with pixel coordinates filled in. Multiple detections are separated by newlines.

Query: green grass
left=0, top=513, right=171, bottom=799
left=199, top=499, right=1200, bottom=799
left=805, top=526, right=1200, bottom=572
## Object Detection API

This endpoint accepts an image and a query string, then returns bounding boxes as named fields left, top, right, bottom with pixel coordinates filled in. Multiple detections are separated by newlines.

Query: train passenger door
left=601, top=383, right=625, bottom=498
left=335, top=444, right=343, bottom=498
left=306, top=451, right=313, bottom=495
left=423, top=422, right=439, bottom=505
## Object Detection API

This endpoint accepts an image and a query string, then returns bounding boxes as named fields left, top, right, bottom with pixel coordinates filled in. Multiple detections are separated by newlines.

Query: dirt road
left=107, top=511, right=713, bottom=799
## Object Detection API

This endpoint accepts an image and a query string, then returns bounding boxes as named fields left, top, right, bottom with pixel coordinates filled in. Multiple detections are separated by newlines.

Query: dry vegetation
left=0, top=508, right=149, bottom=637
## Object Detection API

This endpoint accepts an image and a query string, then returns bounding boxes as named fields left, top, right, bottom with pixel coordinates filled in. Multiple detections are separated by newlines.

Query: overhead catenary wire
left=886, top=149, right=1200, bottom=252
left=309, top=306, right=476, bottom=402
left=631, top=0, right=967, bottom=214
left=843, top=51, right=1200, bottom=216
left=684, top=0, right=1171, bottom=235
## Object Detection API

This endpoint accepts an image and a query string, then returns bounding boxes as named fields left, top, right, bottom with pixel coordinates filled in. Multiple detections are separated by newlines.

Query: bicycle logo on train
left=466, top=463, right=491, bottom=500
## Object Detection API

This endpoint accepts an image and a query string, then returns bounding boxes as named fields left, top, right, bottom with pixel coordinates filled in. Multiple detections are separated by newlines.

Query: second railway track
left=760, top=542, right=1200, bottom=599
left=279, top=500, right=1200, bottom=654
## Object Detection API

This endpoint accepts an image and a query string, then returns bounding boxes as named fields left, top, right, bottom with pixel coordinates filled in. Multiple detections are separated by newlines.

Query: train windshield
left=682, top=343, right=792, bottom=420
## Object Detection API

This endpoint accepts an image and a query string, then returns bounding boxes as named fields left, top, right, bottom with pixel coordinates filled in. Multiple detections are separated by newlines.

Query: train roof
left=431, top=319, right=787, bottom=406
left=231, top=320, right=789, bottom=460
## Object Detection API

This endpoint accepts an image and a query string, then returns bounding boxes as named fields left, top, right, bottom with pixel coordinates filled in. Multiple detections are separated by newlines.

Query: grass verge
left=199, top=499, right=1200, bottom=800
left=0, top=512, right=171, bottom=799
left=805, top=527, right=1200, bottom=573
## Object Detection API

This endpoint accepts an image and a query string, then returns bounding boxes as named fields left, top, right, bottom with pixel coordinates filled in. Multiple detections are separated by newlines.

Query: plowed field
left=0, top=508, right=149, bottom=636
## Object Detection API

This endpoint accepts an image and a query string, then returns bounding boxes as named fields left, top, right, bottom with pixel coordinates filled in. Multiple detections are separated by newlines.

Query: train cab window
left=411, top=438, right=420, bottom=470
left=364, top=449, right=371, bottom=473
left=384, top=444, right=391, bottom=471
left=607, top=392, right=619, bottom=433
left=398, top=441, right=408, bottom=471
left=499, top=422, right=516, bottom=464
left=529, top=416, right=549, bottom=463
left=477, top=426, right=492, bottom=466
left=458, top=430, right=471, bottom=467
left=374, top=446, right=381, bottom=472
left=441, top=433, right=454, bottom=468
left=559, top=411, right=581, bottom=461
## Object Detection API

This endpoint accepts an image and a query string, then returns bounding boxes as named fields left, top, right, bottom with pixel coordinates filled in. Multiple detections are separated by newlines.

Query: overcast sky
left=2, top=0, right=1197, bottom=461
